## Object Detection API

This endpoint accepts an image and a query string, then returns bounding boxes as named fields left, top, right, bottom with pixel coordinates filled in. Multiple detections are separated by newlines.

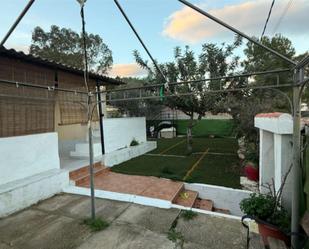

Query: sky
left=0, top=0, right=308, bottom=78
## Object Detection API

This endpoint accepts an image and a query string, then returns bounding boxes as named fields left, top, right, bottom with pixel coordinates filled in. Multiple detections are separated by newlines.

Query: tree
left=30, top=25, right=113, bottom=73
left=223, top=34, right=298, bottom=144
left=108, top=77, right=164, bottom=118
left=134, top=36, right=242, bottom=153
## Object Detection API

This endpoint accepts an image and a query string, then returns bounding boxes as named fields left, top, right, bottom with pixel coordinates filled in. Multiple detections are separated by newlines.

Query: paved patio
left=0, top=193, right=262, bottom=249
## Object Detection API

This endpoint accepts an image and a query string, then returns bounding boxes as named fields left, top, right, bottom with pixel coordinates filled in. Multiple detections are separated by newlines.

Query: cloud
left=108, top=63, right=147, bottom=77
left=163, top=0, right=309, bottom=43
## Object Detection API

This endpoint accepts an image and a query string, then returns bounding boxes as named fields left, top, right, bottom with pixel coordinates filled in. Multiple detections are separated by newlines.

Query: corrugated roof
left=0, top=46, right=125, bottom=85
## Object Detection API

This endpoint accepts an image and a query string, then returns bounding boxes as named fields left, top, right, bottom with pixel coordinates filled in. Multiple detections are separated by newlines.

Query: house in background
left=0, top=46, right=123, bottom=162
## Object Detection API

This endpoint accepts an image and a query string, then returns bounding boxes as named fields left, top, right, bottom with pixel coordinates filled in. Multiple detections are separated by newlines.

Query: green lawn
left=111, top=137, right=241, bottom=188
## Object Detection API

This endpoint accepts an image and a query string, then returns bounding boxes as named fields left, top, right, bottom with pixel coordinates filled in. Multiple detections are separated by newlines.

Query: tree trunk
left=186, top=115, right=194, bottom=155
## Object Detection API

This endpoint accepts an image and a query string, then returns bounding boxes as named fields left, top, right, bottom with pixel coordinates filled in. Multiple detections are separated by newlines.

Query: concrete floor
left=0, top=193, right=262, bottom=249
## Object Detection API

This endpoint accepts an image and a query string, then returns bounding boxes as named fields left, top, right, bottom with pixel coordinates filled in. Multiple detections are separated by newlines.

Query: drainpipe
left=96, top=80, right=105, bottom=155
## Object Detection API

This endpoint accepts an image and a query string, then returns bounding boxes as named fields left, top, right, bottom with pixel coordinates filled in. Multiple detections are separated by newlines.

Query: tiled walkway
left=69, top=164, right=216, bottom=212
left=75, top=167, right=183, bottom=201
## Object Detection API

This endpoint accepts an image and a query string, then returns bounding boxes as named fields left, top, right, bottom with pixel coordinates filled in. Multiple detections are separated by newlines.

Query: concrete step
left=213, top=207, right=230, bottom=215
left=173, top=190, right=198, bottom=207
left=69, top=162, right=105, bottom=185
left=193, top=198, right=214, bottom=211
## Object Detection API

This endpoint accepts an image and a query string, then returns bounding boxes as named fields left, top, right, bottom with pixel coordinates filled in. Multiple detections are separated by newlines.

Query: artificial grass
left=111, top=137, right=241, bottom=188
left=186, top=154, right=241, bottom=189
left=111, top=154, right=199, bottom=181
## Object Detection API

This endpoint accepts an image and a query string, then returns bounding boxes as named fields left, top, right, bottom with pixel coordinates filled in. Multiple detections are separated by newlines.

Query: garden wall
left=184, top=182, right=252, bottom=216
left=147, top=119, right=235, bottom=137
left=176, top=119, right=235, bottom=137
left=103, top=117, right=147, bottom=153
left=0, top=132, right=60, bottom=185
left=0, top=132, right=69, bottom=217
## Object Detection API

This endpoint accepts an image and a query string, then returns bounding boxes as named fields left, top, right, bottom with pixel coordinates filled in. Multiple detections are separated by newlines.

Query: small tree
left=134, top=36, right=242, bottom=153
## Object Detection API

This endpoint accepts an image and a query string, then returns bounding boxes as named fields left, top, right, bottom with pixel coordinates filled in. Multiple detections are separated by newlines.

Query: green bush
left=240, top=193, right=290, bottom=232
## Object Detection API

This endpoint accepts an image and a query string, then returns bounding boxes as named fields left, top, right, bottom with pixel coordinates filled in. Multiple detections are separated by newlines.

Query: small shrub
left=181, top=210, right=197, bottom=221
left=83, top=218, right=109, bottom=231
left=167, top=229, right=184, bottom=242
left=130, top=138, right=139, bottom=146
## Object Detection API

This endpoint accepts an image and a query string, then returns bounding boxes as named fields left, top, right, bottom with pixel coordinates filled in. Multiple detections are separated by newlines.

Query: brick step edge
left=72, top=168, right=107, bottom=186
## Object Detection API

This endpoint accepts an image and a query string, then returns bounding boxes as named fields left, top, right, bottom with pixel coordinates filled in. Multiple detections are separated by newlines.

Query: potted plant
left=240, top=167, right=292, bottom=247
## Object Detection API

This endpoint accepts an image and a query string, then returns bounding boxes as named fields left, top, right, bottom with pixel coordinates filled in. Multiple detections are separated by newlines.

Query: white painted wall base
left=64, top=185, right=241, bottom=220
left=103, top=141, right=157, bottom=167
left=0, top=169, right=69, bottom=217
left=64, top=185, right=171, bottom=209
left=184, top=183, right=252, bottom=216
left=70, top=142, right=102, bottom=158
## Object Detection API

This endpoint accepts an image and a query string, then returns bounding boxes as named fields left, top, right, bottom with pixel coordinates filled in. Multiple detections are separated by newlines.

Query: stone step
left=213, top=207, right=231, bottom=215
left=193, top=198, right=214, bottom=211
left=173, top=190, right=199, bottom=207
left=69, top=162, right=105, bottom=183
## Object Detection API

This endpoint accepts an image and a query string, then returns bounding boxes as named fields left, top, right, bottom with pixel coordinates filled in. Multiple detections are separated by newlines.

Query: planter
left=258, top=222, right=290, bottom=247
left=244, top=164, right=259, bottom=182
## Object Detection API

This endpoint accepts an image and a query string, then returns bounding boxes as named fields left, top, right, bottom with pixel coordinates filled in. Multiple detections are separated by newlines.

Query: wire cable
left=261, top=0, right=276, bottom=39
left=272, top=0, right=293, bottom=35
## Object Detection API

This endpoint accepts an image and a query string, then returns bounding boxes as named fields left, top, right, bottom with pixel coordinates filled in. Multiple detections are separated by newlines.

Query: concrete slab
left=35, top=193, right=83, bottom=212
left=77, top=223, right=175, bottom=249
left=116, top=204, right=180, bottom=233
left=59, top=196, right=129, bottom=221
left=175, top=213, right=246, bottom=249
left=0, top=209, right=56, bottom=245
left=0, top=242, right=17, bottom=249
left=13, top=216, right=92, bottom=249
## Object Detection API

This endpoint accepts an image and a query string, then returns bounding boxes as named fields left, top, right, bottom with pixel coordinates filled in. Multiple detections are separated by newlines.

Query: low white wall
left=184, top=183, right=252, bottom=216
left=103, top=117, right=147, bottom=153
left=0, top=132, right=60, bottom=185
left=103, top=141, right=157, bottom=167
left=0, top=170, right=69, bottom=217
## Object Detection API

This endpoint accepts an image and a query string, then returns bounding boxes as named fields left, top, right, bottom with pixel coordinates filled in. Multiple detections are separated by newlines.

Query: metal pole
left=87, top=95, right=96, bottom=220
left=291, top=69, right=303, bottom=249
left=0, top=0, right=35, bottom=47
left=96, top=80, right=105, bottom=155
left=94, top=68, right=291, bottom=95
left=113, top=0, right=167, bottom=82
left=178, top=0, right=296, bottom=66
left=78, top=0, right=96, bottom=220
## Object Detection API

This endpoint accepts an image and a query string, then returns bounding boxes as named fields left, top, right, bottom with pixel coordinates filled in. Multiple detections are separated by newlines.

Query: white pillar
left=259, top=130, right=275, bottom=193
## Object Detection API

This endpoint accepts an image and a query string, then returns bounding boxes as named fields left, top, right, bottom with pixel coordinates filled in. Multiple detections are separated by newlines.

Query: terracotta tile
left=173, top=190, right=198, bottom=207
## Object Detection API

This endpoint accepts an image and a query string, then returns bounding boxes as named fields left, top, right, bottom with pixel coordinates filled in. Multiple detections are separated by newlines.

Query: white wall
left=103, top=117, right=147, bottom=153
left=184, top=183, right=252, bottom=216
left=0, top=132, right=60, bottom=185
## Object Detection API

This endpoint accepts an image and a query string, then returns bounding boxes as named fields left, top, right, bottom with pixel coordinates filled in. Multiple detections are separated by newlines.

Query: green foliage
left=83, top=218, right=109, bottom=231
left=240, top=193, right=290, bottom=231
left=167, top=229, right=184, bottom=242
left=134, top=35, right=242, bottom=153
left=130, top=138, right=139, bottom=146
left=181, top=210, right=198, bottom=221
left=30, top=25, right=113, bottom=73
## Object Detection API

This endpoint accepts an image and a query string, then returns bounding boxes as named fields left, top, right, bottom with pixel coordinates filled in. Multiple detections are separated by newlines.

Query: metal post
left=0, top=0, right=35, bottom=47
left=87, top=95, right=96, bottom=220
left=96, top=80, right=105, bottom=155
left=291, top=68, right=303, bottom=249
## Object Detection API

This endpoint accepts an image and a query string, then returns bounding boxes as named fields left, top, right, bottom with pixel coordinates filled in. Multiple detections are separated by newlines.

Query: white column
left=259, top=130, right=275, bottom=193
